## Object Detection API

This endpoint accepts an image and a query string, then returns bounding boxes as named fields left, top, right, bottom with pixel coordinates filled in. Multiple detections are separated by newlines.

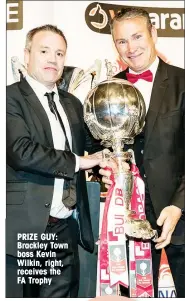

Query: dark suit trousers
left=6, top=216, right=80, bottom=298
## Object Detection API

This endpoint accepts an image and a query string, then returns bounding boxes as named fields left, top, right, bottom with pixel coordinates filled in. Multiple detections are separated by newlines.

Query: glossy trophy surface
left=84, top=77, right=157, bottom=240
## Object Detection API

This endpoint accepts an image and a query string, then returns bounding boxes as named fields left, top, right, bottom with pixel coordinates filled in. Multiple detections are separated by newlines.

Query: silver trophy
left=84, top=76, right=157, bottom=240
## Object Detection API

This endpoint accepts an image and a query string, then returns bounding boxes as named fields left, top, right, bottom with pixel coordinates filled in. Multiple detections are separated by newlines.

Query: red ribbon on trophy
left=129, top=164, right=154, bottom=298
left=98, top=164, right=154, bottom=297
left=98, top=163, right=177, bottom=297
left=98, top=168, right=128, bottom=296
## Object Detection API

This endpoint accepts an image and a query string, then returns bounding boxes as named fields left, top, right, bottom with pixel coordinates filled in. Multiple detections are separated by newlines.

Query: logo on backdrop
left=7, top=0, right=23, bottom=30
left=85, top=2, right=185, bottom=37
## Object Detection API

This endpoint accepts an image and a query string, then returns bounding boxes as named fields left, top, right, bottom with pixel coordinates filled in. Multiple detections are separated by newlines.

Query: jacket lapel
left=144, top=59, right=168, bottom=148
left=18, top=78, right=54, bottom=146
left=115, top=68, right=128, bottom=80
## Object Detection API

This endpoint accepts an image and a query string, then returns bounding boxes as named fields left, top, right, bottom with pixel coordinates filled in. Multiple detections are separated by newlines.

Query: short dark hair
left=25, top=24, right=67, bottom=50
left=110, top=7, right=152, bottom=34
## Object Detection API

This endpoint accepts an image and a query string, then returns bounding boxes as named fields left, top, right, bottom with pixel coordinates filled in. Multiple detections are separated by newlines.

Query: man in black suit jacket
left=6, top=24, right=104, bottom=298
left=100, top=7, right=185, bottom=297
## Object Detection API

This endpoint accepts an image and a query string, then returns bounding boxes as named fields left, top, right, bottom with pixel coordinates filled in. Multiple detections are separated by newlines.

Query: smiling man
left=113, top=11, right=157, bottom=73
left=6, top=24, right=104, bottom=298
left=100, top=7, right=185, bottom=297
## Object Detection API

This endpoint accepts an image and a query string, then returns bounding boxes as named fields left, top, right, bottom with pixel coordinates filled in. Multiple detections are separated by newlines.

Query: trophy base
left=125, top=217, right=158, bottom=240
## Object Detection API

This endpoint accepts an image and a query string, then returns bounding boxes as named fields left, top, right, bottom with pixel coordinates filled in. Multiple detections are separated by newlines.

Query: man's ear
left=24, top=48, right=30, bottom=68
left=151, top=25, right=158, bottom=44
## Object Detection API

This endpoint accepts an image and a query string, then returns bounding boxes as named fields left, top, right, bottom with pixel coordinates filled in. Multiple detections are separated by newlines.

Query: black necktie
left=44, top=92, right=76, bottom=209
left=45, top=92, right=70, bottom=150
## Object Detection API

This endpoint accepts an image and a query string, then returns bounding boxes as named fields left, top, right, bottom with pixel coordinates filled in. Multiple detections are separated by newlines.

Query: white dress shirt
left=129, top=57, right=159, bottom=113
left=26, top=75, right=79, bottom=218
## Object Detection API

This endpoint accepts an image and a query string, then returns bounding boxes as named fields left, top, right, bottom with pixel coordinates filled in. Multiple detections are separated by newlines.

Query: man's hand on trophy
left=79, top=150, right=105, bottom=170
left=154, top=205, right=182, bottom=249
left=99, top=160, right=130, bottom=189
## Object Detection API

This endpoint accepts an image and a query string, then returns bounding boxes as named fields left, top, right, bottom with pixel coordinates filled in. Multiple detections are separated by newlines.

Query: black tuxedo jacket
left=115, top=58, right=185, bottom=244
left=6, top=78, right=97, bottom=256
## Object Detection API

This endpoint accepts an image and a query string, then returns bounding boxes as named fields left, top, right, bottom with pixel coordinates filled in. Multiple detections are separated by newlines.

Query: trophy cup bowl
left=84, top=78, right=157, bottom=240
left=84, top=78, right=145, bottom=147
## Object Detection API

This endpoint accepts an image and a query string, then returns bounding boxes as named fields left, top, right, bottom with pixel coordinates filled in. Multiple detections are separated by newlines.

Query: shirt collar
left=129, top=56, right=159, bottom=80
left=26, top=74, right=58, bottom=97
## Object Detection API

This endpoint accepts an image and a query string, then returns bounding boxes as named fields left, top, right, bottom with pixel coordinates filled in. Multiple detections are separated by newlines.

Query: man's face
left=112, top=17, right=157, bottom=72
left=24, top=31, right=67, bottom=89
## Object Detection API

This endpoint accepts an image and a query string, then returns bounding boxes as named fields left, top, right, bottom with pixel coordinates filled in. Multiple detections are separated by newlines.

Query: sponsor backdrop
left=7, top=1, right=184, bottom=89
left=6, top=1, right=184, bottom=300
